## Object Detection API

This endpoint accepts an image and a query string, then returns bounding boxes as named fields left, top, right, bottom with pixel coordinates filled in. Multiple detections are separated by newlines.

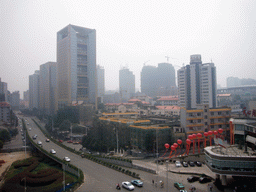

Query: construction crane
left=143, top=60, right=150, bottom=66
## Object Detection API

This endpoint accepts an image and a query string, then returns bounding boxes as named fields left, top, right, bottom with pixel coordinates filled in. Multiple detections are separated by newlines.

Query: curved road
left=21, top=115, right=213, bottom=192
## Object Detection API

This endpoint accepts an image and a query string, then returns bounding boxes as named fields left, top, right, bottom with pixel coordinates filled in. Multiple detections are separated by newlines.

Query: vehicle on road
left=58, top=140, right=63, bottom=143
left=63, top=157, right=70, bottom=162
left=37, top=141, right=42, bottom=145
left=122, top=181, right=135, bottom=190
left=46, top=138, right=50, bottom=142
left=188, top=161, right=195, bottom=167
left=199, top=177, right=211, bottom=183
left=180, top=190, right=187, bottom=192
left=182, top=161, right=188, bottom=167
left=195, top=161, right=202, bottom=166
left=187, top=176, right=200, bottom=182
left=50, top=149, right=56, bottom=154
left=33, top=135, right=37, bottom=139
left=175, top=161, right=182, bottom=167
left=131, top=180, right=143, bottom=187
left=29, top=128, right=31, bottom=131
left=174, top=182, right=185, bottom=190
left=67, top=140, right=73, bottom=143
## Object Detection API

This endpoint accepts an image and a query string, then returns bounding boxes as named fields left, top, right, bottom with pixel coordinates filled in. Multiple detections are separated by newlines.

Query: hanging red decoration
left=218, top=128, right=223, bottom=134
left=164, top=143, right=170, bottom=149
left=177, top=139, right=182, bottom=145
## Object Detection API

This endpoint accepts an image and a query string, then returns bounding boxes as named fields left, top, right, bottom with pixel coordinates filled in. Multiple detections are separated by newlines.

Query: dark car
left=195, top=161, right=202, bottom=166
left=188, top=161, right=195, bottom=167
left=182, top=161, right=188, bottom=167
left=199, top=177, right=212, bottom=183
left=131, top=180, right=143, bottom=187
left=187, top=176, right=200, bottom=182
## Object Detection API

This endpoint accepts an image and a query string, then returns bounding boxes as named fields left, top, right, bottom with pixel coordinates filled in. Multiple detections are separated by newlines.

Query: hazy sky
left=1, top=0, right=256, bottom=98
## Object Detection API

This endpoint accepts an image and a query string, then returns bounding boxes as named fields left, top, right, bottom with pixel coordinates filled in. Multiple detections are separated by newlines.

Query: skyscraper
left=39, top=62, right=57, bottom=114
left=97, top=65, right=105, bottom=99
left=178, top=54, right=217, bottom=109
left=141, top=63, right=176, bottom=97
left=29, top=70, right=40, bottom=109
left=119, top=68, right=135, bottom=102
left=57, top=24, right=96, bottom=109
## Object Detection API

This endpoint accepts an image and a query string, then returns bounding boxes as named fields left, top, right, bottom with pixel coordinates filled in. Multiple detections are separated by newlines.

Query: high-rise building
left=29, top=70, right=40, bottom=109
left=119, top=68, right=135, bottom=102
left=23, top=90, right=29, bottom=102
left=39, top=62, right=57, bottom=114
left=0, top=78, right=8, bottom=102
left=97, top=65, right=105, bottom=99
left=9, top=91, right=20, bottom=110
left=141, top=63, right=176, bottom=97
left=178, top=54, right=217, bottom=109
left=141, top=65, right=157, bottom=97
left=57, top=24, right=97, bottom=109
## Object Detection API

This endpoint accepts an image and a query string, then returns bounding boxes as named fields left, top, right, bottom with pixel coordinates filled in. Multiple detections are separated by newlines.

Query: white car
left=29, top=128, right=31, bottom=131
left=175, top=161, right=182, bottom=167
left=122, top=181, right=135, bottom=191
left=37, top=141, right=42, bottom=145
left=50, top=149, right=56, bottom=154
left=63, top=157, right=70, bottom=162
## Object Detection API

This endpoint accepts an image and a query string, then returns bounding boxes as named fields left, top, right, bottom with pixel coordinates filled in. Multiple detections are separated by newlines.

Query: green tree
left=0, top=140, right=3, bottom=150
left=54, top=106, right=79, bottom=127
left=59, top=119, right=71, bottom=131
left=0, top=129, right=11, bottom=142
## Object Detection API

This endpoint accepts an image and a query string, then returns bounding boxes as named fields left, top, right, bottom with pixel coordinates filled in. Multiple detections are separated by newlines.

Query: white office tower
left=178, top=54, right=217, bottom=109
left=57, top=24, right=96, bottom=109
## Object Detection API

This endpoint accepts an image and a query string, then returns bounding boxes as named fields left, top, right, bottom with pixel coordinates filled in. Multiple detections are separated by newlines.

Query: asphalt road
left=20, top=115, right=215, bottom=192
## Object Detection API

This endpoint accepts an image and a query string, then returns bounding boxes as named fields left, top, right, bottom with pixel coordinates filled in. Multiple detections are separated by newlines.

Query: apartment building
left=180, top=104, right=231, bottom=135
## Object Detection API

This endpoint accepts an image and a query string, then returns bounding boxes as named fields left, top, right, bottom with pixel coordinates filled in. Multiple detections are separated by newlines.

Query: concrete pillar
left=221, top=175, right=227, bottom=186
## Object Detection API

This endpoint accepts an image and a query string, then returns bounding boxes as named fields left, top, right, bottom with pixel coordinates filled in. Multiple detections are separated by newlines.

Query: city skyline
left=1, top=1, right=256, bottom=97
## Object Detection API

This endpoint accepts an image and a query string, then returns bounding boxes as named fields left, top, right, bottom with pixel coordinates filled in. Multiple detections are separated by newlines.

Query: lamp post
left=63, top=163, right=65, bottom=191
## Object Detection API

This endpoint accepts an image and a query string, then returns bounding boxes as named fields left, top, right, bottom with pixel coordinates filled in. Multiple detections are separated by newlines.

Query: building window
left=204, top=115, right=207, bottom=119
left=198, top=119, right=201, bottom=123
left=218, top=125, right=222, bottom=128
left=218, top=112, right=222, bottom=115
left=205, top=122, right=208, bottom=125
left=211, top=125, right=214, bottom=129
left=211, top=112, right=214, bottom=115
left=197, top=113, right=201, bottom=116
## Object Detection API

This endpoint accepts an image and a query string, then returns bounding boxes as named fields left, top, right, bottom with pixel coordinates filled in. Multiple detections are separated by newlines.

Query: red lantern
left=218, top=128, right=223, bottom=134
left=177, top=139, right=182, bottom=145
left=204, top=132, right=208, bottom=137
left=208, top=131, right=213, bottom=135
left=213, top=131, right=218, bottom=135
left=171, top=145, right=176, bottom=151
left=197, top=133, right=202, bottom=138
left=173, top=143, right=178, bottom=148
left=164, top=143, right=170, bottom=149
left=186, top=139, right=191, bottom=145
left=188, top=135, right=193, bottom=140
left=192, top=134, right=197, bottom=139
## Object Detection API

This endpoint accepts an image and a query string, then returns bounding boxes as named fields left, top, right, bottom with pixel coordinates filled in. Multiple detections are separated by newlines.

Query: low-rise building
left=180, top=104, right=231, bottom=137
left=156, top=96, right=179, bottom=106
left=204, top=145, right=256, bottom=186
